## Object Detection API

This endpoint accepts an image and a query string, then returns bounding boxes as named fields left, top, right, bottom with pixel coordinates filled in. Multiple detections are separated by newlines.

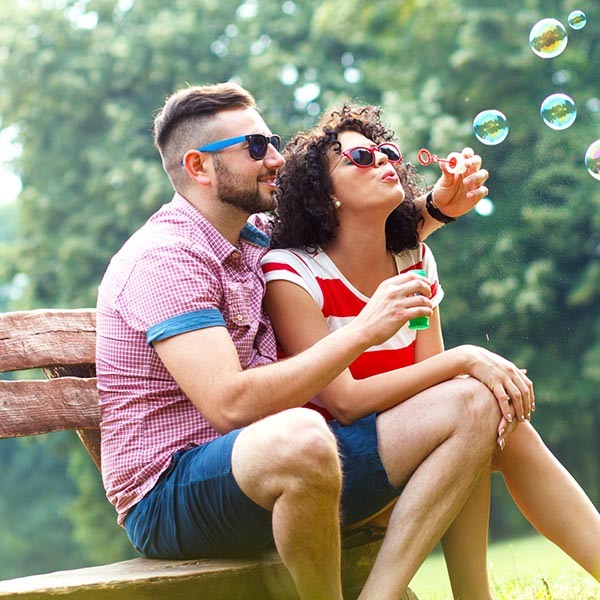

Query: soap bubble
left=472, top=109, right=509, bottom=145
left=529, top=18, right=568, bottom=58
left=584, top=140, right=600, bottom=181
left=475, top=197, right=494, bottom=217
left=568, top=10, right=586, bottom=30
left=540, top=93, right=577, bottom=130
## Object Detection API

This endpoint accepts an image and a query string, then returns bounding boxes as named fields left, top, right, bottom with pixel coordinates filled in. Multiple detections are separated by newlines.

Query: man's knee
left=243, top=408, right=341, bottom=480
left=452, top=377, right=500, bottom=435
left=233, top=408, right=341, bottom=509
left=458, top=377, right=499, bottom=415
left=275, top=408, right=340, bottom=476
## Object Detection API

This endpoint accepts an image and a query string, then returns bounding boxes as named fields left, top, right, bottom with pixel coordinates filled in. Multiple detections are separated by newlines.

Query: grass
left=409, top=534, right=600, bottom=599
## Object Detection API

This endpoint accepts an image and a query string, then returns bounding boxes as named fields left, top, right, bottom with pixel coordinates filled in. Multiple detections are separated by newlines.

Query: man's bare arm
left=154, top=272, right=433, bottom=432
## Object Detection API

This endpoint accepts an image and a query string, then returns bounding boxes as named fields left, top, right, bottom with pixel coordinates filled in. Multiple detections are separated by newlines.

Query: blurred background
left=0, top=0, right=599, bottom=585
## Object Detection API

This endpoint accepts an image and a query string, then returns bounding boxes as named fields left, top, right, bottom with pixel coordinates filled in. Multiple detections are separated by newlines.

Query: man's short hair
left=154, top=82, right=257, bottom=183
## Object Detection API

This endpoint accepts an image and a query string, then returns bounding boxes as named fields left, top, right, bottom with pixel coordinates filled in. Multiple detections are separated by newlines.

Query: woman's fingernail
left=507, top=413, right=513, bottom=423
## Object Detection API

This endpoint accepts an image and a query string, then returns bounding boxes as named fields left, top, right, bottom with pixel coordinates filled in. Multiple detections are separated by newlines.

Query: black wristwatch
left=426, top=191, right=456, bottom=224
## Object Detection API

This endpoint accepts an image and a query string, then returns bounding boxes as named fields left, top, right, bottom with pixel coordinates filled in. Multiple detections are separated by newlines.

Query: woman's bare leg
left=442, top=469, right=494, bottom=599
left=493, top=422, right=600, bottom=579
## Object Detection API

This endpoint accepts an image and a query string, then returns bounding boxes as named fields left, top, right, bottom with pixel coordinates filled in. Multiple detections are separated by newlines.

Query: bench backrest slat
left=0, top=308, right=96, bottom=372
left=0, top=308, right=102, bottom=469
left=0, top=378, right=99, bottom=437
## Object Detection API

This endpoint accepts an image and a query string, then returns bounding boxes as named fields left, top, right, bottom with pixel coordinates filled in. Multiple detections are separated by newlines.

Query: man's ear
left=181, top=150, right=212, bottom=187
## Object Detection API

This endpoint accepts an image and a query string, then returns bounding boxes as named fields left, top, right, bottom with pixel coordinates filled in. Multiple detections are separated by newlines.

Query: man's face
left=210, top=108, right=284, bottom=215
left=213, top=152, right=278, bottom=214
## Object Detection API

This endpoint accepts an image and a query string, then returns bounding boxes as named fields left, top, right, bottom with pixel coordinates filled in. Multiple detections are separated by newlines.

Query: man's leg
left=358, top=377, right=500, bottom=600
left=231, top=407, right=344, bottom=600
left=364, top=468, right=495, bottom=598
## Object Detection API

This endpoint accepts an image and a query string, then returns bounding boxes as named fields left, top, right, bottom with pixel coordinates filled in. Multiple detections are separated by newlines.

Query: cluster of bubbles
left=472, top=10, right=599, bottom=181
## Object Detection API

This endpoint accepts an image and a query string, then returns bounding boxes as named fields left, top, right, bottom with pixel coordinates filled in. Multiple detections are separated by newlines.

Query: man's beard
left=213, top=155, right=277, bottom=214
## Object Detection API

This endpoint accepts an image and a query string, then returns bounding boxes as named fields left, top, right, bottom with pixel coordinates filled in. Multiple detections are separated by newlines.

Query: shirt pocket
left=223, top=281, right=253, bottom=328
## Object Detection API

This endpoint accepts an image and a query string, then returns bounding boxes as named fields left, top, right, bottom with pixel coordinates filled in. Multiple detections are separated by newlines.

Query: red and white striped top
left=261, top=243, right=443, bottom=418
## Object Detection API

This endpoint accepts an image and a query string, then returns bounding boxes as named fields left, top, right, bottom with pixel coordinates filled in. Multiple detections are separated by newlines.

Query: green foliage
left=0, top=435, right=86, bottom=579
left=65, top=442, right=136, bottom=564
left=0, top=0, right=599, bottom=575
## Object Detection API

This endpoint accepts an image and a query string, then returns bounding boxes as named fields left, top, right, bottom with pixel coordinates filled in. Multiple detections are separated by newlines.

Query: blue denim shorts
left=125, top=412, right=399, bottom=559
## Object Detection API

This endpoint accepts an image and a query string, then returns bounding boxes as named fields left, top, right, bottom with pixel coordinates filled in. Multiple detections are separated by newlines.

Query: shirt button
left=236, top=314, right=243, bottom=322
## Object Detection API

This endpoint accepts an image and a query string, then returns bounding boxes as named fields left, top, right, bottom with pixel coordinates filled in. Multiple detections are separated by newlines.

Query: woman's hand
left=354, top=272, right=432, bottom=346
left=432, top=147, right=489, bottom=218
left=457, top=345, right=535, bottom=430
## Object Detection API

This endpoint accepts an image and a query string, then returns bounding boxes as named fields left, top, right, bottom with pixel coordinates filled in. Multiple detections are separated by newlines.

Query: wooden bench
left=0, top=308, right=418, bottom=599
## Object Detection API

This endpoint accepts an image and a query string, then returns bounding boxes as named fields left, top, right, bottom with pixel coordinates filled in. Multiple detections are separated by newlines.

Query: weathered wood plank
left=0, top=309, right=96, bottom=372
left=0, top=538, right=416, bottom=600
left=0, top=378, right=100, bottom=438
left=0, top=555, right=296, bottom=600
left=75, top=429, right=102, bottom=471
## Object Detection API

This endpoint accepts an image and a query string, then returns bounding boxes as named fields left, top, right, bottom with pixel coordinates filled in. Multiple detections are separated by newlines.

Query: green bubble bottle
left=408, top=269, right=430, bottom=330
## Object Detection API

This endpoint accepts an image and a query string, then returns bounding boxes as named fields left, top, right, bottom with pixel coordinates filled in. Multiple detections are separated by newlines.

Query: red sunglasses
left=342, top=142, right=403, bottom=168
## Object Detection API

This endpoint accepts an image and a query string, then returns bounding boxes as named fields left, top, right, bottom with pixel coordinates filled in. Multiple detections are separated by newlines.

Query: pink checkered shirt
left=96, top=193, right=276, bottom=526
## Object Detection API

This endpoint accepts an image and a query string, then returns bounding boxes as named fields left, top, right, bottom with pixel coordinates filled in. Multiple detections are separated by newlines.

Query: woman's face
left=327, top=130, right=406, bottom=215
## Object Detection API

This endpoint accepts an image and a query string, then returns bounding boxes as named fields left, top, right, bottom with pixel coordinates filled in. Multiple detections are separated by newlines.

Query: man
left=96, top=82, right=518, bottom=599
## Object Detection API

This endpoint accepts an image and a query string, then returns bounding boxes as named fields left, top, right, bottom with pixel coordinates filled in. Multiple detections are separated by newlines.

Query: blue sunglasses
left=182, top=134, right=281, bottom=165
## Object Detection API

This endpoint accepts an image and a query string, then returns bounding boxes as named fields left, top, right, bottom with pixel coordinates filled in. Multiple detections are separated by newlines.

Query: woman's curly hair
left=270, top=104, right=425, bottom=253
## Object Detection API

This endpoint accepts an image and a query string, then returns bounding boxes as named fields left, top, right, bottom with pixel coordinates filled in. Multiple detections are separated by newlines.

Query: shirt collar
left=171, top=192, right=270, bottom=252
left=240, top=222, right=269, bottom=248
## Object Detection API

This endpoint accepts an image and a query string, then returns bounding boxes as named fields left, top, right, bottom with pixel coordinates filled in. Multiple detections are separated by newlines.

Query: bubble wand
left=417, top=148, right=467, bottom=174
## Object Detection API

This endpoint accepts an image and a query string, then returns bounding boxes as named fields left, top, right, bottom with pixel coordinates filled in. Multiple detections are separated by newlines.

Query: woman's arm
left=264, top=278, right=531, bottom=425
left=413, top=306, right=445, bottom=362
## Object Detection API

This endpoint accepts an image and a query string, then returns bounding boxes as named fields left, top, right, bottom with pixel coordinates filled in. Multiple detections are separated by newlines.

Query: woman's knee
left=492, top=421, right=545, bottom=471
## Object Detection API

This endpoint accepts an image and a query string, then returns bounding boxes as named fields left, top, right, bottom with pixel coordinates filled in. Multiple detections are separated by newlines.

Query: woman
left=262, top=104, right=600, bottom=598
